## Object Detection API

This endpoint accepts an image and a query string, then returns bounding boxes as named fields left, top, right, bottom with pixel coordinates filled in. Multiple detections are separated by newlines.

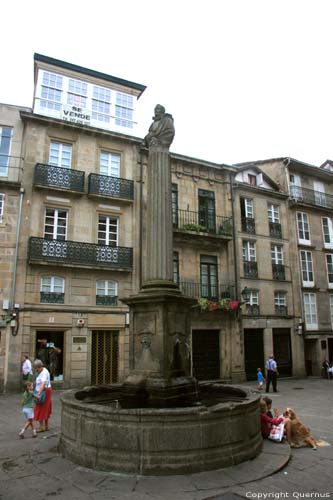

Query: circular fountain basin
left=59, top=384, right=262, bottom=475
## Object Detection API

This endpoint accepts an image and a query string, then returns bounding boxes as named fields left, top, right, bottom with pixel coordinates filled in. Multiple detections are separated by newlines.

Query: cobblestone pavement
left=0, top=377, right=332, bottom=500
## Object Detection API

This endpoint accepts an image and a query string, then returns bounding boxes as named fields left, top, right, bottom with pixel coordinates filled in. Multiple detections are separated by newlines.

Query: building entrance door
left=192, top=330, right=220, bottom=381
left=35, top=331, right=64, bottom=381
left=328, top=338, right=333, bottom=363
left=273, top=328, right=292, bottom=376
left=91, top=330, right=119, bottom=385
left=244, top=329, right=264, bottom=380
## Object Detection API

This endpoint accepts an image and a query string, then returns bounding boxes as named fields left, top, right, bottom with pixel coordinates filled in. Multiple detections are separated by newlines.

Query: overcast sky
left=2, top=0, right=332, bottom=166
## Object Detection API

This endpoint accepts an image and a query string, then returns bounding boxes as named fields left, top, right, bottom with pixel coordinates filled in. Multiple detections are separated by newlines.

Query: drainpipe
left=229, top=173, right=239, bottom=300
left=11, top=187, right=24, bottom=309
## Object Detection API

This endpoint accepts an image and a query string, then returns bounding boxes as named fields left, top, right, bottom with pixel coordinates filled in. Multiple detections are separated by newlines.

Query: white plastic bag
left=268, top=422, right=284, bottom=442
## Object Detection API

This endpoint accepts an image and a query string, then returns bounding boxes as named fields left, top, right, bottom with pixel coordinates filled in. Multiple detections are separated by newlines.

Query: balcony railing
left=275, top=305, right=288, bottom=316
left=290, top=186, right=333, bottom=209
left=88, top=173, right=134, bottom=201
left=34, top=163, right=85, bottom=193
left=40, top=292, right=64, bottom=304
left=246, top=304, right=260, bottom=316
left=243, top=260, right=258, bottom=278
left=269, top=221, right=282, bottom=239
left=173, top=209, right=233, bottom=237
left=178, top=281, right=236, bottom=301
left=96, top=295, right=118, bottom=306
left=29, top=237, right=133, bottom=269
left=272, top=263, right=285, bottom=280
left=241, top=217, right=255, bottom=234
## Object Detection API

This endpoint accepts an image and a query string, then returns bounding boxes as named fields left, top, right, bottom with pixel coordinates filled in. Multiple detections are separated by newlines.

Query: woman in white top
left=33, top=359, right=52, bottom=432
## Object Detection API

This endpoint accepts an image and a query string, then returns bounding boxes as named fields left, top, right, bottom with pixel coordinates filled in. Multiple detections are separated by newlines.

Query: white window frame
left=274, top=291, right=286, bottom=307
left=49, top=142, right=72, bottom=169
left=300, top=250, right=314, bottom=287
left=44, top=208, right=68, bottom=240
left=267, top=203, right=280, bottom=223
left=0, top=193, right=4, bottom=223
left=40, top=276, right=65, bottom=293
left=242, top=241, right=256, bottom=262
left=303, top=292, right=318, bottom=330
left=248, top=290, right=259, bottom=305
left=100, top=152, right=120, bottom=177
left=0, top=126, right=13, bottom=176
left=297, top=212, right=311, bottom=245
left=40, top=71, right=63, bottom=112
left=115, top=92, right=134, bottom=128
left=326, top=254, right=333, bottom=288
left=271, top=245, right=284, bottom=265
left=96, top=280, right=118, bottom=297
left=97, top=215, right=118, bottom=246
left=244, top=198, right=253, bottom=218
left=322, top=217, right=333, bottom=249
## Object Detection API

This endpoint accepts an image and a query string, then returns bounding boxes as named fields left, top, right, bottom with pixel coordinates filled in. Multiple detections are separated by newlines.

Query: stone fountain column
left=124, top=105, right=198, bottom=406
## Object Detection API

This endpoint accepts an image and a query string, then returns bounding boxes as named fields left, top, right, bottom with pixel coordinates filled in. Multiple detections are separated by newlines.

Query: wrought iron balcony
left=88, top=173, right=134, bottom=201
left=96, top=295, right=118, bottom=306
left=275, top=305, right=288, bottom=316
left=178, top=281, right=236, bottom=301
left=246, top=304, right=260, bottom=316
left=241, top=217, right=255, bottom=234
left=34, top=163, right=85, bottom=193
left=290, top=186, right=333, bottom=209
left=40, top=292, right=65, bottom=304
left=173, top=209, right=232, bottom=237
left=29, top=237, right=133, bottom=270
left=269, top=221, right=282, bottom=239
left=243, top=260, right=258, bottom=278
left=272, top=263, right=285, bottom=280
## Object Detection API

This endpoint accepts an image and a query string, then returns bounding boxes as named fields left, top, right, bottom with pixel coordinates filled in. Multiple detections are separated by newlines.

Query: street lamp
left=241, top=287, right=250, bottom=303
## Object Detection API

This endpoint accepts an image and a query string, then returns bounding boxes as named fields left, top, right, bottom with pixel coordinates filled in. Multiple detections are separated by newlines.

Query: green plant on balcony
left=219, top=220, right=232, bottom=235
left=197, top=297, right=240, bottom=312
left=182, top=223, right=207, bottom=233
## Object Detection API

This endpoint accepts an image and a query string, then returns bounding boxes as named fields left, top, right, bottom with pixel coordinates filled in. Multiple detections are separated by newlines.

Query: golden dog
left=283, top=408, right=317, bottom=450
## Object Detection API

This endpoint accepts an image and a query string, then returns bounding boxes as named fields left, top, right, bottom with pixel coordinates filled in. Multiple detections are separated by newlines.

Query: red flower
left=229, top=300, right=240, bottom=310
left=208, top=301, right=218, bottom=311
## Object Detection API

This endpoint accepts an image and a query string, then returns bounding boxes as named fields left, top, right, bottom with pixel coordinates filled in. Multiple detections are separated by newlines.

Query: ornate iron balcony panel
left=96, top=295, right=118, bottom=306
left=241, top=217, right=256, bottom=234
left=34, top=163, right=85, bottom=192
left=40, top=292, right=65, bottom=304
left=269, top=222, right=282, bottom=239
left=88, top=173, right=134, bottom=200
left=246, top=304, right=260, bottom=316
left=275, top=305, right=288, bottom=316
left=29, top=237, right=133, bottom=269
left=272, top=263, right=285, bottom=280
left=243, top=260, right=258, bottom=278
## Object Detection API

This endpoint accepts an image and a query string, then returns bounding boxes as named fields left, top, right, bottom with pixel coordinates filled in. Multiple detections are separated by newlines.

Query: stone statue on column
left=143, top=104, right=175, bottom=150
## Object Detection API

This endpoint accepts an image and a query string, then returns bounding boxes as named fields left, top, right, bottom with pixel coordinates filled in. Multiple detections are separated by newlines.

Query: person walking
left=33, top=359, right=52, bottom=433
left=19, top=381, right=37, bottom=438
left=265, top=354, right=278, bottom=393
left=21, top=355, right=33, bottom=383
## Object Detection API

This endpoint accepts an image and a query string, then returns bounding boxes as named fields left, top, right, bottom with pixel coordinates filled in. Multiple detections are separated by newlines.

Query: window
left=242, top=240, right=258, bottom=278
left=240, top=198, right=255, bottom=233
left=173, top=251, right=179, bottom=284
left=274, top=291, right=287, bottom=315
left=200, top=255, right=218, bottom=300
left=297, top=212, right=311, bottom=245
left=248, top=174, right=257, bottom=185
left=322, top=217, right=333, bottom=249
left=92, top=86, right=111, bottom=123
left=303, top=293, right=317, bottom=330
left=40, top=72, right=63, bottom=111
left=271, top=245, right=285, bottom=280
left=96, top=280, right=118, bottom=306
left=67, top=79, right=88, bottom=107
left=330, top=295, right=333, bottom=327
left=40, top=276, right=65, bottom=303
left=290, top=173, right=302, bottom=200
left=326, top=254, right=333, bottom=288
left=0, top=193, right=4, bottom=223
left=44, top=208, right=68, bottom=240
left=198, top=189, right=216, bottom=232
left=0, top=127, right=12, bottom=176
left=268, top=203, right=282, bottom=238
left=300, top=250, right=314, bottom=287
left=100, top=152, right=120, bottom=177
left=246, top=290, right=259, bottom=316
left=172, top=184, right=178, bottom=227
left=314, top=181, right=326, bottom=207
left=115, top=92, right=133, bottom=128
left=98, top=215, right=118, bottom=246
left=49, top=142, right=72, bottom=169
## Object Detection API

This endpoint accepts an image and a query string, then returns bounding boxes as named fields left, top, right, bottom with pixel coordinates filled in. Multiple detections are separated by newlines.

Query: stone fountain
left=59, top=105, right=262, bottom=474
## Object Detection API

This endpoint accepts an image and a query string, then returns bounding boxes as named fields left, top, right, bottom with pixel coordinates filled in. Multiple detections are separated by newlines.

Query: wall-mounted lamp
left=125, top=312, right=130, bottom=327
left=241, top=287, right=250, bottom=303
left=295, top=320, right=303, bottom=335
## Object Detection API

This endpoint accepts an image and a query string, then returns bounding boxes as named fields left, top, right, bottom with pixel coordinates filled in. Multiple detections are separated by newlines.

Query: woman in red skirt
left=33, top=359, right=52, bottom=432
